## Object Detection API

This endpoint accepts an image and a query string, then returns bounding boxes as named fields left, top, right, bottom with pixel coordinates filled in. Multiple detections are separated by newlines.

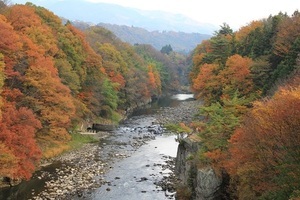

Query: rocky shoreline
left=15, top=99, right=201, bottom=200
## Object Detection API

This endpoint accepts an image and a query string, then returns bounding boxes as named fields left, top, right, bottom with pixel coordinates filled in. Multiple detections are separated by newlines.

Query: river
left=0, top=94, right=195, bottom=200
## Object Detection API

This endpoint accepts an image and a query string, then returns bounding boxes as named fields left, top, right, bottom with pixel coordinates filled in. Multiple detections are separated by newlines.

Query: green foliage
left=55, top=58, right=81, bottom=94
left=250, top=57, right=272, bottom=91
left=270, top=37, right=300, bottom=84
left=134, top=44, right=177, bottom=91
left=215, top=23, right=233, bottom=36
left=101, top=78, right=119, bottom=111
left=198, top=102, right=240, bottom=150
left=160, top=44, right=173, bottom=54
left=110, top=110, right=123, bottom=124
left=0, top=2, right=175, bottom=181
left=97, top=23, right=211, bottom=53
left=165, top=123, right=192, bottom=134
left=204, top=35, right=233, bottom=65
left=57, top=34, right=86, bottom=82
left=68, top=133, right=98, bottom=149
left=189, top=10, right=300, bottom=200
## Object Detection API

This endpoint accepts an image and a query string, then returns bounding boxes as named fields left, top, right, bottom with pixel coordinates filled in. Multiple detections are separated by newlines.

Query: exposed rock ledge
left=175, top=137, right=223, bottom=200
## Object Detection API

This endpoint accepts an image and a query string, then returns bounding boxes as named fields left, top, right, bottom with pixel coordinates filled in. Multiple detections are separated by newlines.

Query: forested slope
left=0, top=2, right=183, bottom=182
left=186, top=11, right=300, bottom=199
left=96, top=23, right=211, bottom=54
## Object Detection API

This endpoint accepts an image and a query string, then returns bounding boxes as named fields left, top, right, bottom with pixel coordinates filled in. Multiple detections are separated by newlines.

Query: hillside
left=12, top=0, right=217, bottom=34
left=96, top=23, right=211, bottom=54
left=0, top=2, right=187, bottom=182
left=185, top=13, right=300, bottom=199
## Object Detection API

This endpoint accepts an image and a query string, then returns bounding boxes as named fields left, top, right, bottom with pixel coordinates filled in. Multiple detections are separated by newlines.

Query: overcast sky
left=12, top=0, right=299, bottom=30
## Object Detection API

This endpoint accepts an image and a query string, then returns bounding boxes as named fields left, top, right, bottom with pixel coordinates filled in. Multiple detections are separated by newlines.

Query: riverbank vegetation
left=187, top=11, right=300, bottom=199
left=0, top=2, right=188, bottom=183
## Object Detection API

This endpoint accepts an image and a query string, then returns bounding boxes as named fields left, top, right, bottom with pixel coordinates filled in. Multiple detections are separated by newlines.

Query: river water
left=1, top=94, right=194, bottom=200
left=87, top=124, right=178, bottom=200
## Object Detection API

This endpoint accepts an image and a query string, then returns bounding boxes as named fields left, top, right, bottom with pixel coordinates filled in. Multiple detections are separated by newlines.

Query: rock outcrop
left=175, top=137, right=223, bottom=200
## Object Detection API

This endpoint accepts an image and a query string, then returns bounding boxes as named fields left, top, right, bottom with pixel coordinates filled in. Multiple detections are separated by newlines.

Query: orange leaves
left=7, top=5, right=41, bottom=32
left=25, top=63, right=75, bottom=140
left=0, top=15, right=22, bottom=78
left=0, top=15, right=22, bottom=53
left=192, top=63, right=217, bottom=90
left=8, top=5, right=59, bottom=57
left=221, top=54, right=253, bottom=96
left=224, top=55, right=252, bottom=82
left=148, top=65, right=156, bottom=88
left=235, top=20, right=263, bottom=41
left=191, top=63, right=220, bottom=102
left=226, top=85, right=300, bottom=198
left=108, top=71, right=125, bottom=90
left=6, top=4, right=77, bottom=142
left=274, top=12, right=300, bottom=56
left=0, top=2, right=170, bottom=181
left=191, top=54, right=254, bottom=103
left=147, top=64, right=162, bottom=95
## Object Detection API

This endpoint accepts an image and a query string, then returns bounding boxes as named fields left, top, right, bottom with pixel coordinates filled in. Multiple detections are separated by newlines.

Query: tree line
left=188, top=11, right=300, bottom=199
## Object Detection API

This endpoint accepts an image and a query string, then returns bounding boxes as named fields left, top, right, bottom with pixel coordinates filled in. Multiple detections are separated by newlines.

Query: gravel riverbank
left=30, top=99, right=201, bottom=200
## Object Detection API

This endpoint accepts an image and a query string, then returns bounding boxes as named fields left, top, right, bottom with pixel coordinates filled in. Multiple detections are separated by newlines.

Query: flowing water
left=0, top=94, right=194, bottom=200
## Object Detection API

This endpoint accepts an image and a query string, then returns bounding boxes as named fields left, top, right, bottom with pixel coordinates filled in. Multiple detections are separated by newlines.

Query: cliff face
left=175, top=138, right=223, bottom=200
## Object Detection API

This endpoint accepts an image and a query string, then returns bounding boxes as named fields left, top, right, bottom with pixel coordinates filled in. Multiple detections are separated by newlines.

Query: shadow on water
left=0, top=162, right=65, bottom=200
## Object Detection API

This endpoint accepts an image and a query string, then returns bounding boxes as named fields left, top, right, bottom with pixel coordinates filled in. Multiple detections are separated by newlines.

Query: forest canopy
left=189, top=11, right=300, bottom=199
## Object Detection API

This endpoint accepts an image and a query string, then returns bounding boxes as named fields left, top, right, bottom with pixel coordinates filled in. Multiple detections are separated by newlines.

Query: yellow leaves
left=48, top=127, right=71, bottom=141
left=38, top=135, right=70, bottom=158
left=0, top=142, right=18, bottom=177
left=192, top=53, right=205, bottom=67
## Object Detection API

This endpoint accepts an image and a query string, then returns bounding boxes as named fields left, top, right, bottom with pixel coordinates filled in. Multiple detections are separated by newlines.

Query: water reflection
left=131, top=93, right=194, bottom=116
left=171, top=93, right=194, bottom=101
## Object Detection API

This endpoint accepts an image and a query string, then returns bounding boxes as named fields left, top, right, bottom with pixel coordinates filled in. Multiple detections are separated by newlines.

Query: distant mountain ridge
left=95, top=23, right=212, bottom=53
left=14, top=0, right=217, bottom=34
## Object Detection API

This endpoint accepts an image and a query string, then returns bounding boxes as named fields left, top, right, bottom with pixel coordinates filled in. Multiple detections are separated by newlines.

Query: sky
left=12, top=0, right=300, bottom=30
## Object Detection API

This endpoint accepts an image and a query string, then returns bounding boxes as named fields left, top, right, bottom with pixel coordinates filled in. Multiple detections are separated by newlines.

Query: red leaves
left=0, top=101, right=42, bottom=180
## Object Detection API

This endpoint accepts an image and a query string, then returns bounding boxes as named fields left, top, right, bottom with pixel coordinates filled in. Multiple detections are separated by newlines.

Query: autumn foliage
left=0, top=2, right=173, bottom=182
left=0, top=96, right=42, bottom=180
left=189, top=11, right=300, bottom=200
left=226, top=85, right=300, bottom=199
